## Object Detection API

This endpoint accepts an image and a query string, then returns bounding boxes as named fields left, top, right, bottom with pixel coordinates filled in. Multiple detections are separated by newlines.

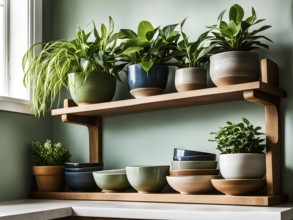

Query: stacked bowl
left=167, top=148, right=219, bottom=194
left=65, top=162, right=104, bottom=192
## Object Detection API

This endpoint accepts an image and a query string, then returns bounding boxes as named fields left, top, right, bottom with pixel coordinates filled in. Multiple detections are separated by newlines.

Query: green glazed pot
left=68, top=71, right=116, bottom=105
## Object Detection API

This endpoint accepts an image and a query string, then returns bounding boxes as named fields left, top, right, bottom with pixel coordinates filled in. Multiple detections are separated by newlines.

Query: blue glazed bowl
left=173, top=154, right=216, bottom=161
left=65, top=171, right=99, bottom=192
left=65, top=166, right=103, bottom=172
left=65, top=162, right=104, bottom=168
left=173, top=148, right=216, bottom=157
left=127, top=64, right=169, bottom=98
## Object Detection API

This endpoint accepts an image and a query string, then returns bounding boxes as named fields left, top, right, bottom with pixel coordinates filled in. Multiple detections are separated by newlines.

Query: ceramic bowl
left=93, top=169, right=132, bottom=192
left=173, top=155, right=216, bottom=161
left=65, top=162, right=104, bottom=168
left=65, top=171, right=99, bottom=192
left=65, top=166, right=103, bottom=172
left=171, top=161, right=217, bottom=170
left=166, top=175, right=219, bottom=194
left=169, top=169, right=219, bottom=176
left=211, top=179, right=266, bottom=196
left=173, top=148, right=216, bottom=157
left=126, top=165, right=169, bottom=193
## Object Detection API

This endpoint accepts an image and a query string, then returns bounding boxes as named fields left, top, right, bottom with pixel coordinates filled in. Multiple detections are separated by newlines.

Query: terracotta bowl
left=170, top=169, right=219, bottom=176
left=166, top=175, right=219, bottom=194
left=171, top=161, right=217, bottom=170
left=211, top=179, right=266, bottom=196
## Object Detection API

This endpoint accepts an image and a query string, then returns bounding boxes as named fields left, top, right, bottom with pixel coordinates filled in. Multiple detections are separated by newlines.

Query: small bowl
left=173, top=155, right=216, bottom=161
left=211, top=179, right=266, bottom=196
left=126, top=165, right=169, bottom=193
left=65, top=171, right=99, bottom=192
left=65, top=162, right=104, bottom=168
left=93, top=169, right=132, bottom=192
left=65, top=166, right=103, bottom=172
left=170, top=169, right=219, bottom=176
left=173, top=148, right=216, bottom=157
left=171, top=161, right=217, bottom=170
left=166, top=175, right=219, bottom=194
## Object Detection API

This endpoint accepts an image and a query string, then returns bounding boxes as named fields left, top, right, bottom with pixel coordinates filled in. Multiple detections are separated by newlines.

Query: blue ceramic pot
left=127, top=64, right=169, bottom=98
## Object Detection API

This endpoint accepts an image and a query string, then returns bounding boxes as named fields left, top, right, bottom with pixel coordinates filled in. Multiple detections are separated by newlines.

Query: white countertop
left=0, top=199, right=293, bottom=220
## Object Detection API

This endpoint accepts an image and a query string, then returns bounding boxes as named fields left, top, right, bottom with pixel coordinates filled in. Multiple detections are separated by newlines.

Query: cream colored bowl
left=171, top=161, right=217, bottom=170
left=166, top=175, right=219, bottom=194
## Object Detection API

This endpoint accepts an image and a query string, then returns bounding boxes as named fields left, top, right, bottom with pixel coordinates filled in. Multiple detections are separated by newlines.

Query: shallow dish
left=65, top=171, right=99, bottom=192
left=65, top=166, right=103, bottom=172
left=93, top=169, right=132, bottom=192
left=166, top=175, right=219, bottom=194
left=65, top=162, right=104, bottom=168
left=173, top=155, right=216, bottom=161
left=126, top=165, right=169, bottom=193
left=170, top=169, right=219, bottom=176
left=173, top=148, right=216, bottom=157
left=211, top=179, right=266, bottom=196
left=171, top=161, right=217, bottom=170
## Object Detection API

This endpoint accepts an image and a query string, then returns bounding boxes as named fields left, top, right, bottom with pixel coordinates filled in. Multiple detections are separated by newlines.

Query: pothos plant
left=209, top=118, right=265, bottom=154
left=30, top=139, right=71, bottom=166
left=118, top=20, right=182, bottom=73
left=22, top=16, right=125, bottom=117
left=207, top=4, right=272, bottom=51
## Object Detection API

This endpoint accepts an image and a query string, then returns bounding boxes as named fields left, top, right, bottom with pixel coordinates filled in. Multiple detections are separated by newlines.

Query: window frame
left=0, top=0, right=42, bottom=115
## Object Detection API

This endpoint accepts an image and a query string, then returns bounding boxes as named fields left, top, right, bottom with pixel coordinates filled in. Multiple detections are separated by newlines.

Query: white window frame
left=0, top=0, right=42, bottom=115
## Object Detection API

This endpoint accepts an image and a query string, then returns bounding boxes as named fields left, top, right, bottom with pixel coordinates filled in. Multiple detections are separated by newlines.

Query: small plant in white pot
left=209, top=118, right=266, bottom=179
left=30, top=139, right=71, bottom=192
left=207, top=4, right=272, bottom=86
left=173, top=19, right=216, bottom=92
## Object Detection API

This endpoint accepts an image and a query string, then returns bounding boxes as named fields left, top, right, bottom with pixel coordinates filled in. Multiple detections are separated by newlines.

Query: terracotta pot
left=175, top=67, right=206, bottom=92
left=209, top=51, right=260, bottom=86
left=33, top=166, right=65, bottom=192
left=219, top=153, right=265, bottom=179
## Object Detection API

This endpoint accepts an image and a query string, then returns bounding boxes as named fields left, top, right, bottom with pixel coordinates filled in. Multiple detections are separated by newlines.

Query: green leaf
left=229, top=4, right=244, bottom=24
left=141, top=61, right=154, bottom=73
left=137, top=21, right=154, bottom=40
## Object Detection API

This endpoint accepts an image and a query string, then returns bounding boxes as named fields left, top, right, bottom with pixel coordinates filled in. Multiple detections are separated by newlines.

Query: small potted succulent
left=29, top=139, right=71, bottom=192
left=207, top=4, right=272, bottom=86
left=209, top=118, right=266, bottom=179
left=118, top=20, right=181, bottom=98
left=23, top=17, right=125, bottom=117
left=173, top=19, right=216, bottom=92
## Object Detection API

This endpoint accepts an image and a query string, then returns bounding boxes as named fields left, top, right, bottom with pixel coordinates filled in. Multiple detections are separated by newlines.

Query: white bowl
left=171, top=161, right=217, bottom=170
left=166, top=175, right=219, bottom=194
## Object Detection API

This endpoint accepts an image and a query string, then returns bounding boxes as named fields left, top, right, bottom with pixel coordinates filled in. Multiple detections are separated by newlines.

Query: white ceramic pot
left=175, top=67, right=206, bottom=92
left=219, top=153, right=265, bottom=179
left=209, top=51, right=260, bottom=86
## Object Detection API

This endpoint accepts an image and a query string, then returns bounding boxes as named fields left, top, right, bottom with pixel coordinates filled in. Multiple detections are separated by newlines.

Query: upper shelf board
left=51, top=81, right=286, bottom=118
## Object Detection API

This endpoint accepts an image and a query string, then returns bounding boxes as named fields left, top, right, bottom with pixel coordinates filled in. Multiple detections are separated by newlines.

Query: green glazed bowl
left=92, top=169, right=131, bottom=193
left=126, top=165, right=170, bottom=193
left=171, top=161, right=217, bottom=170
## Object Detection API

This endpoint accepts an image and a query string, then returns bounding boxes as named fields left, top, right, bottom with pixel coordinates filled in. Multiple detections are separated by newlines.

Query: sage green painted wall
left=52, top=0, right=293, bottom=199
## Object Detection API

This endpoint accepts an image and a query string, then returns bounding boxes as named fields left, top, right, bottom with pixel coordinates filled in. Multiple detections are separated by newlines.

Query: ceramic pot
left=68, top=71, right=116, bottom=105
left=219, top=153, right=266, bottom=179
left=33, top=166, right=65, bottom=192
left=175, top=67, right=206, bottom=92
left=127, top=64, right=169, bottom=98
left=209, top=51, right=260, bottom=86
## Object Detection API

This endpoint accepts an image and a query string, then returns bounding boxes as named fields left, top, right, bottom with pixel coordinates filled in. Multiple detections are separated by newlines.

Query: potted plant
left=209, top=118, right=266, bottom=179
left=30, top=139, right=71, bottom=192
left=118, top=20, right=181, bottom=98
left=23, top=16, right=125, bottom=117
left=173, top=19, right=216, bottom=92
left=207, top=4, right=272, bottom=86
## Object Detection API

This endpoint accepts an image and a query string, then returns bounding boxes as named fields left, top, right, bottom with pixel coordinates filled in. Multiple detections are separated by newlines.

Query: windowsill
left=0, top=96, right=33, bottom=115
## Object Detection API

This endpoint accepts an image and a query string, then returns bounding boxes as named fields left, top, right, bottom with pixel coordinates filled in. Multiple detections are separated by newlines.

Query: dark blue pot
left=127, top=64, right=169, bottom=98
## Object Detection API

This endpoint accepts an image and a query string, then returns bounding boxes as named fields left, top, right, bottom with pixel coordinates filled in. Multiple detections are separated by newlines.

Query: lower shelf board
left=29, top=192, right=288, bottom=206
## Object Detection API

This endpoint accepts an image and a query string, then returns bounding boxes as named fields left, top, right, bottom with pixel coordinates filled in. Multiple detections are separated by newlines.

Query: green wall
left=51, top=0, right=292, bottom=200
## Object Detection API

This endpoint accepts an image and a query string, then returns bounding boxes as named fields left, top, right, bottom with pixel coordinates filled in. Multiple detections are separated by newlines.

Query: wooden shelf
left=30, top=192, right=288, bottom=207
left=52, top=81, right=286, bottom=118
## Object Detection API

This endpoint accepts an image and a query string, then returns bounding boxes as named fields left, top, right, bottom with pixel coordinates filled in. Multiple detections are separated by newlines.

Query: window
left=0, top=0, right=42, bottom=114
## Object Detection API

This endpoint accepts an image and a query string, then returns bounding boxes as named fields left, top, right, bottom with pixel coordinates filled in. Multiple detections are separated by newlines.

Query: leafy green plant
left=30, top=139, right=71, bottom=166
left=22, top=16, right=124, bottom=117
left=118, top=20, right=182, bottom=73
left=207, top=4, right=272, bottom=51
left=173, top=19, right=216, bottom=68
left=209, top=118, right=265, bottom=154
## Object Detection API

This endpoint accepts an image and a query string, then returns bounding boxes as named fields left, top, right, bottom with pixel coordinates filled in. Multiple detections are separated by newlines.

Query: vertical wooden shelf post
left=61, top=99, right=102, bottom=163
